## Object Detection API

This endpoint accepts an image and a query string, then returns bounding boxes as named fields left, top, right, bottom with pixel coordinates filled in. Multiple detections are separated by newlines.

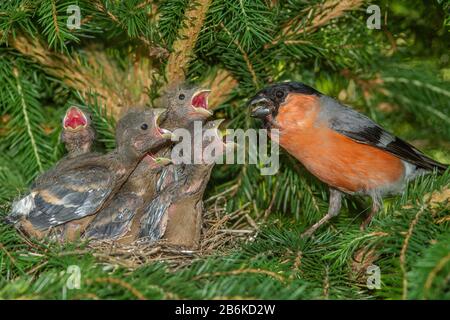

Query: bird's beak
left=191, top=89, right=213, bottom=117
left=249, top=97, right=272, bottom=119
left=159, top=128, right=174, bottom=140
left=212, top=119, right=237, bottom=152
left=152, top=108, right=173, bottom=139
left=153, top=108, right=166, bottom=124
left=154, top=157, right=172, bottom=166
left=211, top=118, right=225, bottom=129
left=63, top=106, right=88, bottom=131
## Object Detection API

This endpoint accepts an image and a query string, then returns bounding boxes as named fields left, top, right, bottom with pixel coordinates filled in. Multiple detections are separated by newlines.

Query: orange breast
left=274, top=94, right=405, bottom=193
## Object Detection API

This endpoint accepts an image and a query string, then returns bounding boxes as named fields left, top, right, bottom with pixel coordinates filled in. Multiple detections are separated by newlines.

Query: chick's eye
left=141, top=123, right=148, bottom=130
left=275, top=90, right=284, bottom=98
left=179, top=94, right=185, bottom=100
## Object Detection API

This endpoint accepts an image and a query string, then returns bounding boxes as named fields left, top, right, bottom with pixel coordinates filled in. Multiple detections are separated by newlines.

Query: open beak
left=159, top=128, right=174, bottom=140
left=154, top=157, right=172, bottom=166
left=152, top=108, right=173, bottom=140
left=249, top=97, right=272, bottom=119
left=153, top=108, right=166, bottom=124
left=212, top=119, right=237, bottom=152
left=146, top=153, right=172, bottom=167
left=63, top=106, right=88, bottom=131
left=191, top=89, right=213, bottom=117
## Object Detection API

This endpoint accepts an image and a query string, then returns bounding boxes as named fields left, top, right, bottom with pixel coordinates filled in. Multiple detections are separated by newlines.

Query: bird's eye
left=275, top=90, right=284, bottom=98
left=179, top=94, right=185, bottom=100
left=141, top=123, right=148, bottom=130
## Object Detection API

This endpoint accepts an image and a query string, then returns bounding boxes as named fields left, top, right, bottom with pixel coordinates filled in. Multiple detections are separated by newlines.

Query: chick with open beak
left=139, top=119, right=235, bottom=248
left=62, top=108, right=174, bottom=242
left=61, top=106, right=96, bottom=157
left=7, top=108, right=173, bottom=239
left=160, top=85, right=213, bottom=127
left=7, top=106, right=97, bottom=230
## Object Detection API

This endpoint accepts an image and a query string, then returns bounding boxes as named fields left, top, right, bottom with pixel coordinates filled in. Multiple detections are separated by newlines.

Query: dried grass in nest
left=86, top=193, right=257, bottom=270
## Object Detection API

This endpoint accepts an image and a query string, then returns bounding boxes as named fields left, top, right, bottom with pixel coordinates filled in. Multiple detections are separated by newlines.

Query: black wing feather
left=323, top=97, right=448, bottom=172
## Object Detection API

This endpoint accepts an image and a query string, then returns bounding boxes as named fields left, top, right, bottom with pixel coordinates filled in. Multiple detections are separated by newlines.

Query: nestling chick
left=82, top=86, right=212, bottom=242
left=61, top=106, right=96, bottom=157
left=249, top=82, right=448, bottom=237
left=139, top=119, right=235, bottom=248
left=149, top=86, right=214, bottom=243
left=84, top=150, right=171, bottom=242
left=7, top=106, right=96, bottom=231
left=8, top=108, right=173, bottom=238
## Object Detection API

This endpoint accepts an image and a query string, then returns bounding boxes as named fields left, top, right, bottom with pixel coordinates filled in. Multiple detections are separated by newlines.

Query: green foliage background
left=0, top=0, right=449, bottom=299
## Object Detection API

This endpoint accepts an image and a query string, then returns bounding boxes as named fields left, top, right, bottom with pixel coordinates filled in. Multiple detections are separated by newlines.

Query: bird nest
left=84, top=193, right=258, bottom=270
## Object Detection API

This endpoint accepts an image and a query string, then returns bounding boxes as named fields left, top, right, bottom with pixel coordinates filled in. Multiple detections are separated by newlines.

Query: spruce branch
left=270, top=0, right=365, bottom=46
left=11, top=67, right=44, bottom=174
left=165, top=0, right=211, bottom=85
left=91, top=0, right=168, bottom=58
left=5, top=33, right=135, bottom=117
left=221, top=23, right=259, bottom=88
left=400, top=204, right=426, bottom=300
left=201, top=69, right=238, bottom=109
left=304, top=0, right=364, bottom=33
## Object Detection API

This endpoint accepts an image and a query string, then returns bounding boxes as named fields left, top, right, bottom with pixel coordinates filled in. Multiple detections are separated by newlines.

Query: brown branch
left=92, top=0, right=168, bottom=59
left=270, top=0, right=364, bottom=47
left=424, top=252, right=450, bottom=298
left=51, top=0, right=60, bottom=38
left=193, top=268, right=286, bottom=282
left=165, top=0, right=212, bottom=85
left=86, top=277, right=147, bottom=300
left=221, top=23, right=259, bottom=88
left=304, top=0, right=364, bottom=33
left=7, top=33, right=129, bottom=117
left=400, top=205, right=426, bottom=300
left=201, top=69, right=238, bottom=109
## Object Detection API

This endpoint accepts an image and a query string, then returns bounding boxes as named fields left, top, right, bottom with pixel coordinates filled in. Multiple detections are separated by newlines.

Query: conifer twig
left=400, top=205, right=426, bottom=300
left=12, top=67, right=44, bottom=173
left=165, top=0, right=212, bottom=85
left=270, top=0, right=364, bottom=46
left=5, top=33, right=135, bottom=117
left=86, top=277, right=147, bottom=300
left=201, top=69, right=238, bottom=108
left=221, top=23, right=259, bottom=88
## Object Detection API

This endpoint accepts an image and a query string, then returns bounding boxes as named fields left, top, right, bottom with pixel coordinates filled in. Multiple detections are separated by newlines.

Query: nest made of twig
left=84, top=193, right=258, bottom=270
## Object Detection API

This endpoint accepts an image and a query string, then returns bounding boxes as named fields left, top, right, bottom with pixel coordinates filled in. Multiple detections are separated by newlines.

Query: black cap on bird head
left=248, top=82, right=321, bottom=125
left=161, top=84, right=213, bottom=129
left=115, top=108, right=174, bottom=161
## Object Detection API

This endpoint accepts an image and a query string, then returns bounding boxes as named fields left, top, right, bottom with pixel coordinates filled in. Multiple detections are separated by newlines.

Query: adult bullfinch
left=8, top=108, right=173, bottom=238
left=249, top=82, right=448, bottom=237
left=139, top=119, right=235, bottom=248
